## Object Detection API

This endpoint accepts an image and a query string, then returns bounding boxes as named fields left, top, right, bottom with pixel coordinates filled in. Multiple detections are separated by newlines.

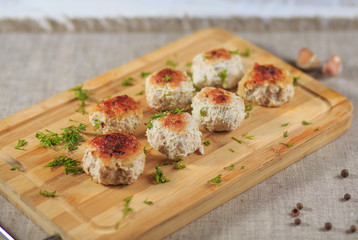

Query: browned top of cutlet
left=94, top=95, right=140, bottom=118
left=245, top=63, right=285, bottom=87
left=202, top=88, right=231, bottom=105
left=149, top=68, right=186, bottom=89
left=159, top=113, right=187, bottom=132
left=203, top=48, right=232, bottom=61
left=89, top=133, right=141, bottom=160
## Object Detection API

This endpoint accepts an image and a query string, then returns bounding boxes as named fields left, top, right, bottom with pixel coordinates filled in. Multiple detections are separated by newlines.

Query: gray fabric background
left=0, top=30, right=357, bottom=240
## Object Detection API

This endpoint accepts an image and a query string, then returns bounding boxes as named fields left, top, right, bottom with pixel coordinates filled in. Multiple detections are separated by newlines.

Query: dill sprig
left=40, top=190, right=56, bottom=198
left=224, top=164, right=234, bottom=170
left=93, top=119, right=103, bottom=131
left=245, top=104, right=253, bottom=119
left=302, top=120, right=312, bottom=125
left=141, top=72, right=151, bottom=78
left=121, top=77, right=134, bottom=86
left=232, top=137, right=242, bottom=144
left=174, top=159, right=186, bottom=169
left=208, top=174, right=222, bottom=186
left=282, top=122, right=289, bottom=127
left=61, top=123, right=87, bottom=151
left=135, top=90, right=144, bottom=96
left=11, top=166, right=20, bottom=171
left=200, top=107, right=206, bottom=116
left=35, top=122, right=87, bottom=151
left=283, top=131, right=288, bottom=138
left=152, top=163, right=170, bottom=184
left=280, top=142, right=293, bottom=147
left=293, top=76, right=300, bottom=86
left=204, top=140, right=210, bottom=146
left=147, top=107, right=188, bottom=129
left=243, top=133, right=254, bottom=140
left=144, top=199, right=153, bottom=205
left=15, top=139, right=28, bottom=150
left=45, top=154, right=83, bottom=174
left=166, top=59, right=176, bottom=68
left=240, top=48, right=250, bottom=57
left=70, top=85, right=91, bottom=107
left=116, top=195, right=133, bottom=229
left=218, top=69, right=227, bottom=82
left=229, top=49, right=239, bottom=54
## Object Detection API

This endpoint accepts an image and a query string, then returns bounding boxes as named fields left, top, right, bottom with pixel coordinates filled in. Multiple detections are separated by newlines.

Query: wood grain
left=0, top=28, right=353, bottom=240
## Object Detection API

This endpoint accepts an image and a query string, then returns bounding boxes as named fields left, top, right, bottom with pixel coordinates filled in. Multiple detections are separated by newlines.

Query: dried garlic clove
left=297, top=48, right=321, bottom=70
left=321, top=54, right=342, bottom=76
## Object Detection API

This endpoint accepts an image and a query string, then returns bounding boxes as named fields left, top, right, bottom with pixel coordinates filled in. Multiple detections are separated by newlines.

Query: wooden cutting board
left=0, top=28, right=353, bottom=240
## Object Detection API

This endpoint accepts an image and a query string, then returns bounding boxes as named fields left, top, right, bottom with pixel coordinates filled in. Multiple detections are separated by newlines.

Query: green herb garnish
left=204, top=75, right=208, bottom=82
left=241, top=165, right=245, bottom=169
left=11, top=166, right=20, bottom=171
left=229, top=49, right=239, bottom=54
left=97, top=96, right=111, bottom=103
left=144, top=199, right=153, bottom=205
left=204, top=140, right=210, bottom=146
left=243, top=133, right=254, bottom=140
left=282, top=122, right=289, bottom=127
left=218, top=69, right=227, bottom=82
left=200, top=107, right=206, bottom=116
left=60, top=123, right=87, bottom=151
left=141, top=72, right=151, bottom=78
left=280, top=142, right=293, bottom=147
left=40, top=190, right=56, bottom=198
left=147, top=107, right=188, bottom=130
left=229, top=148, right=235, bottom=152
left=70, top=85, right=92, bottom=108
left=35, top=130, right=62, bottom=149
left=174, top=159, right=186, bottom=169
left=208, top=174, right=222, bottom=185
left=93, top=119, right=103, bottom=131
left=45, top=154, right=83, bottom=174
left=314, top=128, right=319, bottom=131
left=76, top=107, right=87, bottom=114
left=116, top=195, right=133, bottom=229
left=186, top=62, right=192, bottom=67
left=135, top=90, right=144, bottom=96
left=293, top=76, right=300, bottom=86
left=143, top=143, right=149, bottom=154
left=283, top=131, right=288, bottom=138
left=15, top=139, right=28, bottom=150
left=302, top=120, right=312, bottom=125
left=152, top=163, right=170, bottom=184
left=121, top=77, right=134, bottom=86
left=224, top=164, right=234, bottom=170
left=240, top=48, right=250, bottom=57
left=245, top=104, right=253, bottom=119
left=166, top=60, right=176, bottom=68
left=232, top=137, right=242, bottom=144
left=162, top=75, right=171, bottom=81
left=36, top=122, right=87, bottom=151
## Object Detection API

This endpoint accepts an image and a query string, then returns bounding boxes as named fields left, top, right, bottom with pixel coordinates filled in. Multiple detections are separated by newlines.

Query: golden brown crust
left=159, top=113, right=187, bottom=132
left=245, top=63, right=286, bottom=87
left=94, top=95, right=141, bottom=118
left=149, top=68, right=186, bottom=89
left=203, top=48, right=231, bottom=61
left=89, top=133, right=141, bottom=160
left=200, top=88, right=231, bottom=105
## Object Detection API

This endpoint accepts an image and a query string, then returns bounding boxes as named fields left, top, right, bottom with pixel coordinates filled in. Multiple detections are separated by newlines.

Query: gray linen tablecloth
left=0, top=30, right=357, bottom=240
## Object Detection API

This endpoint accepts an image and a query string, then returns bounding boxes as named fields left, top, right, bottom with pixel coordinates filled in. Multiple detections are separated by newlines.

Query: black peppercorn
left=294, top=218, right=301, bottom=225
left=341, top=169, right=349, bottom=178
left=344, top=193, right=351, bottom=201
left=350, top=225, right=357, bottom=233
left=291, top=208, right=300, bottom=217
left=296, top=202, right=303, bottom=210
left=325, top=222, right=332, bottom=231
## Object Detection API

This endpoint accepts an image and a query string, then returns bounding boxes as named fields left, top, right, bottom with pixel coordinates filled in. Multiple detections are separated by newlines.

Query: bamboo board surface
left=0, top=28, right=353, bottom=240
